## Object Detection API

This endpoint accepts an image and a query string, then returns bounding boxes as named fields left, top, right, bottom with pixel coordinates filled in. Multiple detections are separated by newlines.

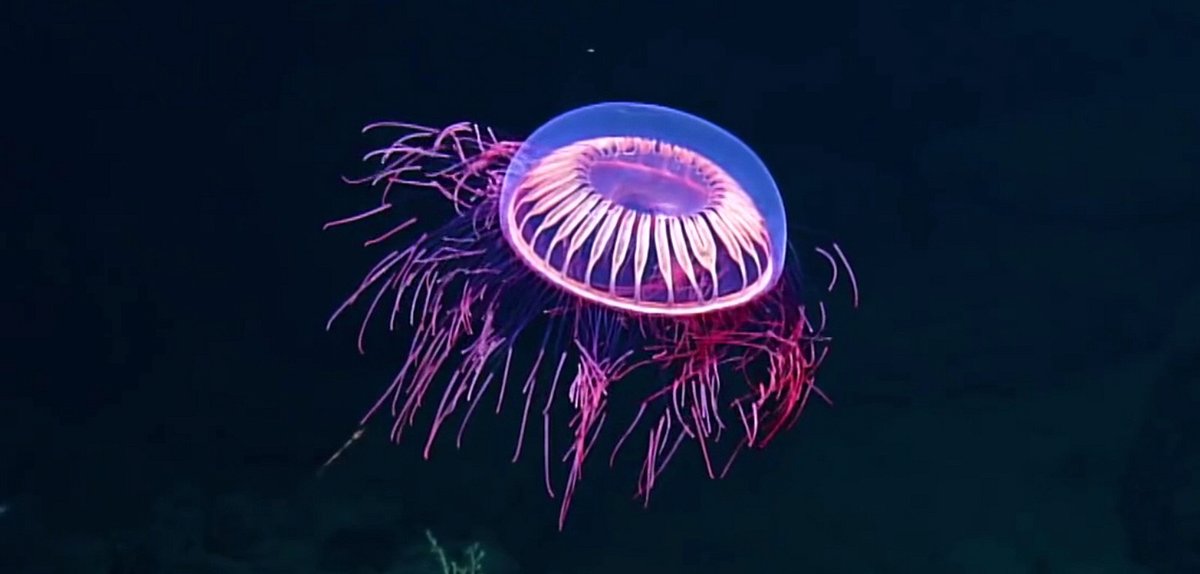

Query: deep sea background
left=5, top=1, right=1198, bottom=573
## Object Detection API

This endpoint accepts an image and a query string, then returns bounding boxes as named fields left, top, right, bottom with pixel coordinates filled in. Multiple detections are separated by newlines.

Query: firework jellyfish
left=325, top=102, right=858, bottom=528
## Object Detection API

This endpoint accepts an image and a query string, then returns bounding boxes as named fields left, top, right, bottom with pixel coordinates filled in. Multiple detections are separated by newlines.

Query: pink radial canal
left=501, top=136, right=776, bottom=316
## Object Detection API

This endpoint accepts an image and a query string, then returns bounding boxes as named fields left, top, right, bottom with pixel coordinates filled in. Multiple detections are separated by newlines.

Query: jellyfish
left=324, top=102, right=858, bottom=527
